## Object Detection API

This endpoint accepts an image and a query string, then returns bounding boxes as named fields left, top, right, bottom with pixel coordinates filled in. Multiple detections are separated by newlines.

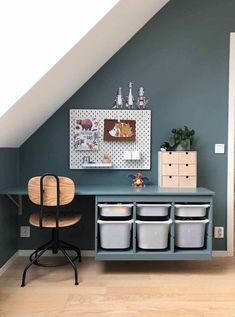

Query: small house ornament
left=136, top=86, right=149, bottom=110
left=101, top=153, right=111, bottom=163
left=112, top=87, right=124, bottom=109
left=125, top=82, right=134, bottom=109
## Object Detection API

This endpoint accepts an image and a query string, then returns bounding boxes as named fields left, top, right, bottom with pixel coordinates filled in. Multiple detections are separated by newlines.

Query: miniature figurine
left=160, top=142, right=170, bottom=151
left=128, top=172, right=149, bottom=187
left=136, top=86, right=149, bottom=110
left=112, top=87, right=124, bottom=109
left=82, top=155, right=91, bottom=164
left=101, top=153, right=111, bottom=163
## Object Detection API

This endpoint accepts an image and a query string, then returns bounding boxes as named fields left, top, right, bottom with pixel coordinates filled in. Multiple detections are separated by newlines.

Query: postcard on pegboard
left=73, top=117, right=99, bottom=151
left=103, top=119, right=136, bottom=141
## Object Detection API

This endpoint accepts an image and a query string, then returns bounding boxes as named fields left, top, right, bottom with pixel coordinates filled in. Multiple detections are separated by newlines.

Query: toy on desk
left=160, top=142, right=170, bottom=151
left=128, top=172, right=149, bottom=187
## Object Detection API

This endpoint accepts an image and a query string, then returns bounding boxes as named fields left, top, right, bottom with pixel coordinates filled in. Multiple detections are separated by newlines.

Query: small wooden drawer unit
left=158, top=151, right=197, bottom=188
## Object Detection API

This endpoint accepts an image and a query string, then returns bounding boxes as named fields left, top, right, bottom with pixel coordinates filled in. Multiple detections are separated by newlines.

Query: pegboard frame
left=70, top=109, right=151, bottom=170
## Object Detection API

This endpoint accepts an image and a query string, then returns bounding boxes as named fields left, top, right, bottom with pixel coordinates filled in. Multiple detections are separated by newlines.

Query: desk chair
left=21, top=174, right=81, bottom=287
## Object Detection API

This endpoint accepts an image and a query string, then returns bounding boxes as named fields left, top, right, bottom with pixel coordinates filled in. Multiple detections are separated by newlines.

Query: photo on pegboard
left=73, top=117, right=99, bottom=151
left=103, top=119, right=136, bottom=141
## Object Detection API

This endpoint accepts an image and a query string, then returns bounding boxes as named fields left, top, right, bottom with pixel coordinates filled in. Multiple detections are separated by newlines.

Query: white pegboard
left=70, top=109, right=151, bottom=170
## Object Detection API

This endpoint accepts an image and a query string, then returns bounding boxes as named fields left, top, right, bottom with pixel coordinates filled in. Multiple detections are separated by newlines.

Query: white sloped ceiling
left=0, top=0, right=169, bottom=147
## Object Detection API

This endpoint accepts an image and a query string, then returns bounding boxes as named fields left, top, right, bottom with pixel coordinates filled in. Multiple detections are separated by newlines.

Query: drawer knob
left=186, top=151, right=188, bottom=155
left=169, top=151, right=172, bottom=155
left=169, top=176, right=172, bottom=179
left=169, top=164, right=171, bottom=166
left=186, top=164, right=188, bottom=166
left=186, top=176, right=189, bottom=178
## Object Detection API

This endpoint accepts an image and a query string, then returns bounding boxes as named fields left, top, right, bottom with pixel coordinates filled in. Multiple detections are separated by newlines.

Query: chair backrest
left=28, top=175, right=75, bottom=206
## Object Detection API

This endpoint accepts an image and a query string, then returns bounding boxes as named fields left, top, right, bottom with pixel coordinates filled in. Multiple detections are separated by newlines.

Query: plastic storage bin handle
left=174, top=219, right=209, bottom=224
left=136, top=219, right=173, bottom=224
left=98, top=219, right=133, bottom=224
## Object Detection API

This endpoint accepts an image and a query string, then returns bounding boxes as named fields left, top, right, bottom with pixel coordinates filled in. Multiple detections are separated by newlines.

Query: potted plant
left=168, top=126, right=195, bottom=151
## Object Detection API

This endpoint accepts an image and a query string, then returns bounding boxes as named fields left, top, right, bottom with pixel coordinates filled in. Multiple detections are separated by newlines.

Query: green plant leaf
left=175, top=136, right=180, bottom=144
left=180, top=139, right=188, bottom=149
left=168, top=126, right=195, bottom=148
left=169, top=136, right=175, bottom=147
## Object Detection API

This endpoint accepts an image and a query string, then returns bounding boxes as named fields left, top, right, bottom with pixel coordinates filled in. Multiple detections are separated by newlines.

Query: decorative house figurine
left=101, top=153, right=111, bottom=164
left=82, top=155, right=91, bottom=164
left=112, top=87, right=124, bottom=109
left=128, top=172, right=149, bottom=187
left=136, top=86, right=149, bottom=109
left=125, top=82, right=134, bottom=109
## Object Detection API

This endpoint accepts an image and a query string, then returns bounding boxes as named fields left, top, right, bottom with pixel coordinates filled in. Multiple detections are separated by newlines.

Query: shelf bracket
left=7, top=195, right=23, bottom=215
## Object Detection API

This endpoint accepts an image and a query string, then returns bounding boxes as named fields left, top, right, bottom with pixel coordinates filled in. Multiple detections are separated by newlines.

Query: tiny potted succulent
left=168, top=126, right=195, bottom=151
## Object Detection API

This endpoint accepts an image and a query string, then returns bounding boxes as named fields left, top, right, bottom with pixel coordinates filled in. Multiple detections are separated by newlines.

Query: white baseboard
left=18, top=249, right=95, bottom=257
left=0, top=249, right=231, bottom=276
left=0, top=251, right=18, bottom=276
left=212, top=250, right=231, bottom=257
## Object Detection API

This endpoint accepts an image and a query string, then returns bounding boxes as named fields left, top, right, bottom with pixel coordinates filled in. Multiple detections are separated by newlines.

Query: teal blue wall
left=0, top=149, right=19, bottom=268
left=19, top=0, right=235, bottom=250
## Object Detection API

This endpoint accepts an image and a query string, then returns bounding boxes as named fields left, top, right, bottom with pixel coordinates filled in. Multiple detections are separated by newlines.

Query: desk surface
left=0, top=185, right=214, bottom=196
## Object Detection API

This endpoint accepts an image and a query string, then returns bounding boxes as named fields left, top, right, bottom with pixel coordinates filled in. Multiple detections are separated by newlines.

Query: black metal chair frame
left=21, top=174, right=81, bottom=287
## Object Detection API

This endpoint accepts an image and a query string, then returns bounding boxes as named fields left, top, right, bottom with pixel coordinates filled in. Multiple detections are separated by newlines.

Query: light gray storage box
left=137, top=204, right=171, bottom=217
left=98, top=204, right=133, bottom=217
left=175, top=204, right=210, bottom=217
left=136, top=219, right=172, bottom=249
left=175, top=219, right=209, bottom=248
left=98, top=219, right=133, bottom=249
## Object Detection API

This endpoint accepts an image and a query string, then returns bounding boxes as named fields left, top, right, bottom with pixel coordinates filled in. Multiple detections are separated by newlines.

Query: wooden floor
left=0, top=256, right=235, bottom=317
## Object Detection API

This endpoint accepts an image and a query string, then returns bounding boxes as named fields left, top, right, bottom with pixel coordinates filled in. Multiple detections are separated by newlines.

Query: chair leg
left=29, top=239, right=53, bottom=263
left=21, top=241, right=54, bottom=287
left=59, top=246, right=79, bottom=285
left=60, top=240, right=82, bottom=263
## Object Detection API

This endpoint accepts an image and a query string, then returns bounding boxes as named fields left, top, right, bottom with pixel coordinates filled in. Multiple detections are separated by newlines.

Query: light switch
left=215, top=144, right=225, bottom=154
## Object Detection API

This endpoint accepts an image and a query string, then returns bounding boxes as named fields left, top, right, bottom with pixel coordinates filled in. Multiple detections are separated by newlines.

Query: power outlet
left=214, top=226, right=224, bottom=238
left=20, top=226, right=30, bottom=238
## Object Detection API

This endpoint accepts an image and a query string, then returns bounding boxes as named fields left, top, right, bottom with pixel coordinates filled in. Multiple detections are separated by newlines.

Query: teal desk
left=0, top=185, right=214, bottom=261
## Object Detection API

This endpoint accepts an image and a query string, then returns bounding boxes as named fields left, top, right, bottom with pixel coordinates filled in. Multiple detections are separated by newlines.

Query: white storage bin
left=98, top=204, right=133, bottom=217
left=98, top=219, right=133, bottom=249
left=136, top=219, right=172, bottom=249
left=175, top=219, right=209, bottom=248
left=137, top=204, right=171, bottom=217
left=175, top=204, right=210, bottom=217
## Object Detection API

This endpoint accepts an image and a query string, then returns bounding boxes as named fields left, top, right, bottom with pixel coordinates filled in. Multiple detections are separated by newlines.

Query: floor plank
left=0, top=256, right=235, bottom=317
